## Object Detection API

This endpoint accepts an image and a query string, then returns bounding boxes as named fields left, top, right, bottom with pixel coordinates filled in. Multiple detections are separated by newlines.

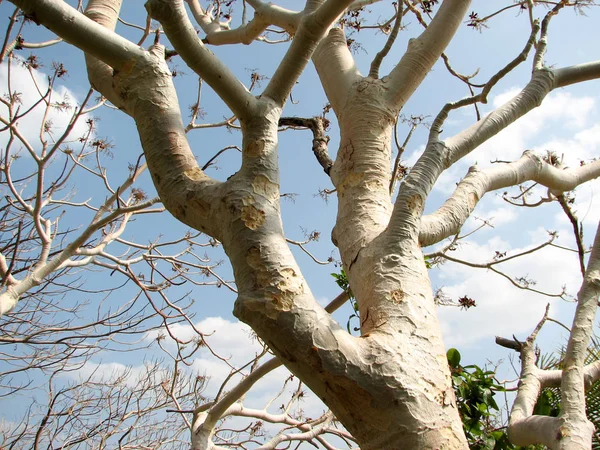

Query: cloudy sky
left=2, top=0, right=600, bottom=442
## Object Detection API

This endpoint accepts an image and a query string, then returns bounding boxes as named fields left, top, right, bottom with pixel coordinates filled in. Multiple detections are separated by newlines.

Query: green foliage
left=331, top=269, right=360, bottom=333
left=447, top=348, right=461, bottom=368
left=446, top=340, right=600, bottom=449
left=332, top=273, right=597, bottom=449
left=448, top=348, right=509, bottom=449
left=330, top=269, right=352, bottom=297
left=587, top=379, right=600, bottom=450
left=532, top=389, right=560, bottom=417
left=447, top=349, right=543, bottom=450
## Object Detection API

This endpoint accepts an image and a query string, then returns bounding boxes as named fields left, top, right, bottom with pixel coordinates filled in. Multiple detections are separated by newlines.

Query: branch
left=556, top=194, right=586, bottom=277
left=385, top=0, right=471, bottom=111
left=188, top=0, right=301, bottom=44
left=10, top=0, right=143, bottom=70
left=368, top=2, right=403, bottom=79
left=430, top=20, right=539, bottom=136
left=313, top=27, right=362, bottom=113
left=0, top=197, right=157, bottom=316
left=259, top=412, right=334, bottom=450
left=390, top=117, right=419, bottom=195
left=558, top=220, right=600, bottom=445
left=279, top=116, right=333, bottom=174
left=146, top=0, right=257, bottom=121
left=84, top=0, right=127, bottom=109
left=419, top=152, right=600, bottom=247
left=555, top=60, right=600, bottom=88
left=442, top=61, right=600, bottom=170
left=496, top=305, right=560, bottom=447
left=189, top=290, right=349, bottom=446
left=402, top=59, right=600, bottom=242
left=496, top=222, right=600, bottom=447
left=430, top=233, right=567, bottom=298
left=263, top=0, right=358, bottom=106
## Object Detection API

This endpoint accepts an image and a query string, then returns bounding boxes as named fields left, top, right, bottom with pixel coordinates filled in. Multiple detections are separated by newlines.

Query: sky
left=1, top=0, right=600, bottom=445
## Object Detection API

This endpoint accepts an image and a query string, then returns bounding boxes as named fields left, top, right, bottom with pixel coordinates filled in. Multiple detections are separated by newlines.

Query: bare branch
left=385, top=0, right=471, bottom=111
left=147, top=0, right=257, bottom=121
left=420, top=152, right=600, bottom=247
left=368, top=2, right=403, bottom=79
left=263, top=0, right=359, bottom=107
left=12, top=0, right=143, bottom=69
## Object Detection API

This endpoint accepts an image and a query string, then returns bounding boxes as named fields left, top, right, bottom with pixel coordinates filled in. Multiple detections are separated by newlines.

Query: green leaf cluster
left=447, top=349, right=542, bottom=450
left=331, top=269, right=361, bottom=334
left=331, top=268, right=353, bottom=298
left=448, top=348, right=508, bottom=449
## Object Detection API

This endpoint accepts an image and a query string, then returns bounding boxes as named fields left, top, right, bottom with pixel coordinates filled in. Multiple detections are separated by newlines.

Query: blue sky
left=2, top=0, right=600, bottom=442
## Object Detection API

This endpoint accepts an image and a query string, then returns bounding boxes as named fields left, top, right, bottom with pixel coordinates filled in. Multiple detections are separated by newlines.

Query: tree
left=2, top=0, right=600, bottom=449
left=0, top=44, right=220, bottom=448
left=0, top=18, right=349, bottom=448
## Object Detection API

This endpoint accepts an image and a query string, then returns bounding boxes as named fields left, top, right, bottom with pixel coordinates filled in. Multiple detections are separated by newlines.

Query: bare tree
left=0, top=14, right=346, bottom=448
left=0, top=27, right=237, bottom=449
left=3, top=0, right=600, bottom=449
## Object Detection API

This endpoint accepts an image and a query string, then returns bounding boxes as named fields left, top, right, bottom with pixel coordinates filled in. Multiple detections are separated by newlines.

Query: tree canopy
left=2, top=1, right=600, bottom=449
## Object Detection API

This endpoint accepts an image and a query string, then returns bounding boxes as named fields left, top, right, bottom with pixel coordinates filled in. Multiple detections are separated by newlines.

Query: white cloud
left=574, top=124, right=600, bottom=152
left=477, top=90, right=596, bottom=164
left=437, top=231, right=581, bottom=349
left=0, top=59, right=91, bottom=155
left=145, top=316, right=329, bottom=419
left=147, top=316, right=264, bottom=362
left=146, top=317, right=268, bottom=394
left=430, top=89, right=598, bottom=198
left=61, top=360, right=171, bottom=389
left=491, top=89, right=595, bottom=131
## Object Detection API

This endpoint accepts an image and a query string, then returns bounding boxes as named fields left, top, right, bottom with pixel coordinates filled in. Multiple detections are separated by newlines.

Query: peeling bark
left=7, top=0, right=600, bottom=448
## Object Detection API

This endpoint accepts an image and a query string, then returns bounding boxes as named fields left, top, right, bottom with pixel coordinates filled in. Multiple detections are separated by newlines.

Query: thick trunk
left=232, top=236, right=467, bottom=448
left=330, top=78, right=395, bottom=267
left=226, top=107, right=467, bottom=448
left=231, top=235, right=467, bottom=448
left=99, top=46, right=467, bottom=447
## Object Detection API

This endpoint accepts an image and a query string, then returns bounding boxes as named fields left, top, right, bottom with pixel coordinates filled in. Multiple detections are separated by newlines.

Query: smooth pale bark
left=385, top=0, right=471, bottom=111
left=261, top=0, right=357, bottom=107
left=313, top=28, right=361, bottom=113
left=84, top=0, right=126, bottom=108
left=13, top=0, right=143, bottom=68
left=82, top=0, right=468, bottom=445
left=329, top=81, right=395, bottom=267
left=322, top=85, right=466, bottom=443
left=9, top=0, right=600, bottom=448
left=503, top=311, right=562, bottom=447
left=555, top=60, right=600, bottom=87
left=444, top=70, right=556, bottom=168
left=147, top=0, right=256, bottom=121
left=420, top=153, right=600, bottom=246
left=223, top=115, right=466, bottom=448
left=188, top=0, right=301, bottom=45
left=415, top=60, right=600, bottom=248
left=556, top=221, right=600, bottom=449
left=315, top=0, right=472, bottom=267
left=304, top=3, right=473, bottom=446
left=497, top=223, right=600, bottom=449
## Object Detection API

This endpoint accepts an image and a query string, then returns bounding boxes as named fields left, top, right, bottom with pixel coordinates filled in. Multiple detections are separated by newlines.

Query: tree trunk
left=225, top=99, right=468, bottom=448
